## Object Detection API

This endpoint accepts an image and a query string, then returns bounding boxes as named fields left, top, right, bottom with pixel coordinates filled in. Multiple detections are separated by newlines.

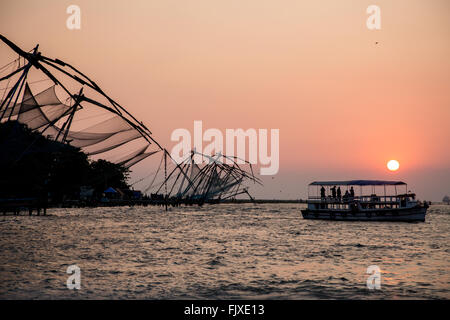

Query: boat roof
left=309, top=180, right=406, bottom=186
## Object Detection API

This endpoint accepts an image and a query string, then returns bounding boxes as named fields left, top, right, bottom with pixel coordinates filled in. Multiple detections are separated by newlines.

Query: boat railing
left=308, top=194, right=413, bottom=204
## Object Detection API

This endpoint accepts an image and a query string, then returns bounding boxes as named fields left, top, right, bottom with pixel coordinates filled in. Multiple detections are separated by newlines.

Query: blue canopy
left=104, top=187, right=118, bottom=193
left=309, top=180, right=406, bottom=186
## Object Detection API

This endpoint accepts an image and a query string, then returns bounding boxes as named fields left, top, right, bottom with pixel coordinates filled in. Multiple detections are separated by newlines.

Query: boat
left=301, top=180, right=428, bottom=222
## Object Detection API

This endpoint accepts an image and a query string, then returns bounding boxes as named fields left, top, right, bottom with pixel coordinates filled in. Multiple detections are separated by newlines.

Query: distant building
left=80, top=186, right=95, bottom=201
left=132, top=190, right=142, bottom=200
left=104, top=187, right=120, bottom=200
left=117, top=189, right=143, bottom=200
left=102, top=188, right=143, bottom=201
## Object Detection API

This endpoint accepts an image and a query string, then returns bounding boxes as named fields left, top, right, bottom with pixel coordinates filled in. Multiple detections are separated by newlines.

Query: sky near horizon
left=0, top=0, right=449, bottom=201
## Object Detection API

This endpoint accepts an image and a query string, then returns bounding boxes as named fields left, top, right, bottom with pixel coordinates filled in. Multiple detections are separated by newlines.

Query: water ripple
left=0, top=204, right=449, bottom=299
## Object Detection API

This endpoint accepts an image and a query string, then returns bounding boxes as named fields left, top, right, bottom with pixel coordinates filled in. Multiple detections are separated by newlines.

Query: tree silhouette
left=0, top=121, right=129, bottom=202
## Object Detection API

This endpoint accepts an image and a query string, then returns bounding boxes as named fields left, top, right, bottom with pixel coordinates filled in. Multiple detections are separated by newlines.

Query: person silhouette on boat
left=343, top=190, right=350, bottom=202
left=331, top=186, right=337, bottom=199
left=320, top=186, right=326, bottom=199
left=350, top=186, right=355, bottom=198
left=337, top=187, right=342, bottom=201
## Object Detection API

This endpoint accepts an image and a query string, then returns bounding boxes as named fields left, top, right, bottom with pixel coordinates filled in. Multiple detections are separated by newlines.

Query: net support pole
left=6, top=65, right=29, bottom=122
left=0, top=63, right=30, bottom=119
left=164, top=150, right=168, bottom=211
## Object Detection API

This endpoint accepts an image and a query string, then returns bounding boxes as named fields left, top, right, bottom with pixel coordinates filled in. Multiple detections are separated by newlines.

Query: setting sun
left=387, top=160, right=400, bottom=171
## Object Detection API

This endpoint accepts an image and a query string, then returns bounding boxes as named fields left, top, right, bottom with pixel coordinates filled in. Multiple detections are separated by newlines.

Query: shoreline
left=0, top=198, right=308, bottom=215
left=2, top=198, right=445, bottom=216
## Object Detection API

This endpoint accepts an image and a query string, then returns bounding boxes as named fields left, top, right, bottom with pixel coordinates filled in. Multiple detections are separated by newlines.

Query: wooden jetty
left=0, top=198, right=47, bottom=216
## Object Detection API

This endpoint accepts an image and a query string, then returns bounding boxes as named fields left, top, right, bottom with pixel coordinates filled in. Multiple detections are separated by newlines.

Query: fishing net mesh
left=0, top=83, right=156, bottom=168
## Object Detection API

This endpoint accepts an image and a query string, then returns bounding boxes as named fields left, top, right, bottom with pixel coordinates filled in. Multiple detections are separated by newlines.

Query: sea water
left=0, top=204, right=448, bottom=299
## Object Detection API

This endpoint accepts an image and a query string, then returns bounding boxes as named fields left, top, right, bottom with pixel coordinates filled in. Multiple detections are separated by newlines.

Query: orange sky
left=1, top=0, right=449, bottom=200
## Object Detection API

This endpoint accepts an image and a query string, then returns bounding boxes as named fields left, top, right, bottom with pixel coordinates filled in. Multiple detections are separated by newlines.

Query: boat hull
left=301, top=206, right=427, bottom=222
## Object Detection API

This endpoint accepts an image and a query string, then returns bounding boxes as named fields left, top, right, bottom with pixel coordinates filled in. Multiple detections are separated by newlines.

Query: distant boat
left=301, top=180, right=428, bottom=222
